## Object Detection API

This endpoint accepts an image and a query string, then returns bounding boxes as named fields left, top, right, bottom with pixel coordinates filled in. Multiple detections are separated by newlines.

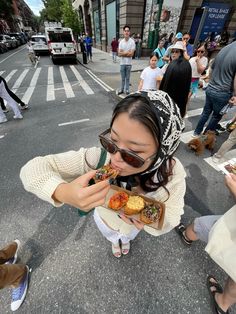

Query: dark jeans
left=120, top=65, right=132, bottom=93
left=194, top=87, right=231, bottom=135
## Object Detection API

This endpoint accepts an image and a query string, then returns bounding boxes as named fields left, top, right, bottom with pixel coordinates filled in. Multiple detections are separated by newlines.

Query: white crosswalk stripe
left=0, top=66, right=100, bottom=103
left=22, top=67, right=41, bottom=104
left=59, top=66, right=75, bottom=98
left=70, top=65, right=94, bottom=95
left=47, top=66, right=55, bottom=101
left=12, top=69, right=29, bottom=93
left=5, top=70, right=18, bottom=83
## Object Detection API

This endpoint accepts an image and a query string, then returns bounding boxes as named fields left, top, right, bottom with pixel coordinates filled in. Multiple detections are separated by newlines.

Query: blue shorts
left=193, top=215, right=222, bottom=243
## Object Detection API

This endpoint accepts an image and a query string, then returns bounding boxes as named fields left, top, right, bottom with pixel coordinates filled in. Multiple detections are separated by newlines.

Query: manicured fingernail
left=118, top=214, right=121, bottom=219
left=129, top=218, right=133, bottom=223
left=108, top=178, right=114, bottom=184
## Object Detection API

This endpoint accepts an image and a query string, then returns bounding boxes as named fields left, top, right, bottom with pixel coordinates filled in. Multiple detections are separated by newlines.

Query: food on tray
left=140, top=203, right=161, bottom=224
left=124, top=195, right=145, bottom=215
left=224, top=163, right=236, bottom=174
left=108, top=191, right=129, bottom=210
left=94, top=165, right=119, bottom=182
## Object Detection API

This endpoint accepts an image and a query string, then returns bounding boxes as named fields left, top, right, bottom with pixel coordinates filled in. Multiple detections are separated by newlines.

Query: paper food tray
left=218, top=158, right=236, bottom=175
left=103, top=185, right=165, bottom=230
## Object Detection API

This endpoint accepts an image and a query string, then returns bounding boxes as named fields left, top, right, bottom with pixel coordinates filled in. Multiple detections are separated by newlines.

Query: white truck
left=44, top=22, right=77, bottom=63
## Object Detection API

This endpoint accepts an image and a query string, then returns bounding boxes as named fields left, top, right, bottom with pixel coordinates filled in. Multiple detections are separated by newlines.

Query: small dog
left=188, top=130, right=216, bottom=155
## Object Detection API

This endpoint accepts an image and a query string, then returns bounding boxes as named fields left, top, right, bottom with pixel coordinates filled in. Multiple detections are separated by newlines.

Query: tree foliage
left=41, top=0, right=63, bottom=22
left=0, top=0, right=14, bottom=19
left=62, top=0, right=82, bottom=35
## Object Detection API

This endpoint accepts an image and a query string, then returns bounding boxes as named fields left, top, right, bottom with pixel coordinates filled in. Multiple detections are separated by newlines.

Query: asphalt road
left=0, top=46, right=235, bottom=314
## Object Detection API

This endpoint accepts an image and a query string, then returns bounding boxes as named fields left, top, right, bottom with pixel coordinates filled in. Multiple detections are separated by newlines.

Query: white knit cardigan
left=20, top=147, right=186, bottom=236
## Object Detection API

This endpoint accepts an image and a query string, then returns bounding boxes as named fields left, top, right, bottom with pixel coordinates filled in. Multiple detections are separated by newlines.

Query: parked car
left=10, top=36, right=19, bottom=48
left=9, top=32, right=26, bottom=45
left=0, top=34, right=16, bottom=49
left=30, top=35, right=49, bottom=54
left=0, top=42, right=8, bottom=53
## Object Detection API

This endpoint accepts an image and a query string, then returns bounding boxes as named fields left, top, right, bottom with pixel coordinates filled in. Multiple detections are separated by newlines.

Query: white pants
left=0, top=80, right=22, bottom=119
left=93, top=209, right=140, bottom=244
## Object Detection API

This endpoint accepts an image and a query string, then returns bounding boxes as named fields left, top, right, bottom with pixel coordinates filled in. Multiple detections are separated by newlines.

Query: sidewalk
left=77, top=47, right=149, bottom=74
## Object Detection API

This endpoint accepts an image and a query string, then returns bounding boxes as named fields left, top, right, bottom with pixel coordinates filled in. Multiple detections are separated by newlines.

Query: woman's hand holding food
left=53, top=170, right=110, bottom=211
left=119, top=213, right=144, bottom=230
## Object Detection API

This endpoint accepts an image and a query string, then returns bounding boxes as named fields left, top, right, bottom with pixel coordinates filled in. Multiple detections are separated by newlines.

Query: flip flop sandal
left=121, top=242, right=130, bottom=255
left=207, top=275, right=229, bottom=314
left=175, top=223, right=193, bottom=246
left=112, top=243, right=121, bottom=258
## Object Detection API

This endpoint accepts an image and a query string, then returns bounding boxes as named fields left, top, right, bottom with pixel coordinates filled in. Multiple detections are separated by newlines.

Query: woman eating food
left=20, top=91, right=186, bottom=258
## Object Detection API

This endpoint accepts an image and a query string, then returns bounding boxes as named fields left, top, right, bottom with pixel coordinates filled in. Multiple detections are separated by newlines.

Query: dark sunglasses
left=197, top=50, right=205, bottom=53
left=171, top=49, right=181, bottom=53
left=99, top=129, right=157, bottom=168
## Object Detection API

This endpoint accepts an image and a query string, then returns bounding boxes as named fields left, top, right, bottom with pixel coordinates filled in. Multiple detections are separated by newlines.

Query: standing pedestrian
left=153, top=39, right=166, bottom=68
left=135, top=34, right=142, bottom=59
left=111, top=37, right=119, bottom=63
left=182, top=32, right=193, bottom=59
left=0, top=76, right=24, bottom=124
left=84, top=33, right=93, bottom=62
left=117, top=25, right=135, bottom=95
left=138, top=53, right=162, bottom=92
left=0, top=239, right=29, bottom=311
left=161, top=41, right=186, bottom=75
left=160, top=58, right=192, bottom=118
left=192, top=41, right=236, bottom=137
left=189, top=43, right=208, bottom=98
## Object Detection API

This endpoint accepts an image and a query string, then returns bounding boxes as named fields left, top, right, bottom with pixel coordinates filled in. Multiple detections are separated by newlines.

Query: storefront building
left=72, top=0, right=236, bottom=54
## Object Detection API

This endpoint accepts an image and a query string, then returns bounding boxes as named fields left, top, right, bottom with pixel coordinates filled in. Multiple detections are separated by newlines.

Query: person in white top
left=117, top=25, right=136, bottom=95
left=175, top=173, right=236, bottom=314
left=27, top=41, right=38, bottom=65
left=138, top=52, right=162, bottom=91
left=189, top=44, right=208, bottom=98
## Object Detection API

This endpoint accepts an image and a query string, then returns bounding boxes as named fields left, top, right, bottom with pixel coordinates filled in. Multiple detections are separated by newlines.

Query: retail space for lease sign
left=199, top=2, right=231, bottom=41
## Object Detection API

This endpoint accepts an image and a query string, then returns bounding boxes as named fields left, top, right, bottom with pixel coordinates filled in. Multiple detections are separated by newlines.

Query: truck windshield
left=48, top=31, right=72, bottom=43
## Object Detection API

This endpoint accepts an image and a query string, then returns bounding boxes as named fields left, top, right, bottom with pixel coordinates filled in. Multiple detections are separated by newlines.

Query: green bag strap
left=78, top=148, right=107, bottom=216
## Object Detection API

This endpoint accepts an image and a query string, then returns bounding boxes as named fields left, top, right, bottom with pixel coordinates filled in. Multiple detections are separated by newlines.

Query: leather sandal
left=121, top=242, right=130, bottom=255
left=207, top=275, right=229, bottom=314
left=112, top=243, right=121, bottom=258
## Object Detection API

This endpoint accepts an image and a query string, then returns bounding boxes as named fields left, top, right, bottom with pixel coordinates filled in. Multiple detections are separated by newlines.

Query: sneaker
left=20, top=104, right=29, bottom=110
left=11, top=266, right=29, bottom=311
left=0, top=116, right=8, bottom=124
left=13, top=114, right=23, bottom=120
left=215, top=125, right=226, bottom=133
left=117, top=90, right=124, bottom=95
left=175, top=223, right=193, bottom=246
left=125, top=91, right=130, bottom=95
left=191, top=132, right=200, bottom=138
left=212, top=154, right=222, bottom=163
left=5, top=239, right=21, bottom=265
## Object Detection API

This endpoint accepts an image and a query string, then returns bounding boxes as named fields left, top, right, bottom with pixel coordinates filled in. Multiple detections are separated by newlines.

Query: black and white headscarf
left=140, top=90, right=185, bottom=176
left=115, top=90, right=184, bottom=189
